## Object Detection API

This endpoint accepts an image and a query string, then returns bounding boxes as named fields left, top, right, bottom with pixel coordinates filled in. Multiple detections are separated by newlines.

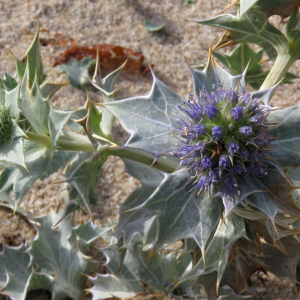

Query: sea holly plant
left=2, top=2, right=300, bottom=300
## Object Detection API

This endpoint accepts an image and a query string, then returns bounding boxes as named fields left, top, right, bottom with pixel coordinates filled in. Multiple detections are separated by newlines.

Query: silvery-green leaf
left=48, top=106, right=72, bottom=148
left=239, top=0, right=259, bottom=16
left=72, top=219, right=111, bottom=253
left=268, top=104, right=300, bottom=168
left=25, top=271, right=54, bottom=297
left=197, top=10, right=289, bottom=60
left=114, top=159, right=164, bottom=250
left=0, top=137, right=25, bottom=168
left=0, top=244, right=31, bottom=300
left=64, top=155, right=107, bottom=219
left=188, top=50, right=246, bottom=101
left=255, top=0, right=300, bottom=18
left=103, top=70, right=183, bottom=154
left=19, top=66, right=50, bottom=136
left=138, top=169, right=223, bottom=257
left=177, top=214, right=246, bottom=289
left=144, top=19, right=166, bottom=32
left=0, top=73, right=18, bottom=91
left=40, top=82, right=66, bottom=99
left=246, top=162, right=300, bottom=218
left=55, top=57, right=95, bottom=88
left=286, top=11, right=300, bottom=60
left=29, top=210, right=96, bottom=300
left=14, top=24, right=46, bottom=86
left=88, top=273, right=143, bottom=299
left=0, top=140, right=53, bottom=208
left=213, top=44, right=263, bottom=76
left=46, top=150, right=78, bottom=176
left=4, top=84, right=20, bottom=119
left=90, top=60, right=126, bottom=139
left=219, top=176, right=262, bottom=219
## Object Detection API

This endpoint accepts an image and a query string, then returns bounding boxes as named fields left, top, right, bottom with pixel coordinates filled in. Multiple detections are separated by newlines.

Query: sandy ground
left=1, top=0, right=300, bottom=299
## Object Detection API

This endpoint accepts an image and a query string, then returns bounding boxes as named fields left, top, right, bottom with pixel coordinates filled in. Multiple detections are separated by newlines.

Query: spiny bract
left=171, top=86, right=274, bottom=199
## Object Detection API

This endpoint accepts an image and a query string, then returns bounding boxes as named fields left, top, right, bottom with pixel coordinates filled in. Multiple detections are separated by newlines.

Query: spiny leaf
left=0, top=137, right=26, bottom=169
left=89, top=60, right=126, bottom=139
left=48, top=106, right=72, bottom=148
left=197, top=9, right=289, bottom=60
left=268, top=104, right=300, bottom=168
left=0, top=140, right=53, bottom=208
left=213, top=44, right=263, bottom=76
left=64, top=154, right=107, bottom=220
left=19, top=66, right=50, bottom=136
left=40, top=81, right=67, bottom=99
left=0, top=73, right=18, bottom=91
left=0, top=244, right=31, bottom=300
left=255, top=0, right=300, bottom=18
left=28, top=210, right=98, bottom=300
left=137, top=168, right=223, bottom=259
left=188, top=49, right=246, bottom=101
left=176, top=214, right=246, bottom=293
left=14, top=23, right=46, bottom=86
left=55, top=57, right=95, bottom=88
left=113, top=159, right=164, bottom=251
left=89, top=244, right=193, bottom=298
left=103, top=69, right=183, bottom=154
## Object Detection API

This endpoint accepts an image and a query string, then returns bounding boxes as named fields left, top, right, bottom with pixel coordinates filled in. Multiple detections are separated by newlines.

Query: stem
left=104, top=147, right=179, bottom=173
left=259, top=52, right=294, bottom=91
left=27, top=131, right=178, bottom=173
left=26, top=130, right=94, bottom=152
left=26, top=132, right=51, bottom=147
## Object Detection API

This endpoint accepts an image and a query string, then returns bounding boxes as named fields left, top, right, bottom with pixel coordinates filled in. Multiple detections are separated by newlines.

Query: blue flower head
left=172, top=87, right=273, bottom=197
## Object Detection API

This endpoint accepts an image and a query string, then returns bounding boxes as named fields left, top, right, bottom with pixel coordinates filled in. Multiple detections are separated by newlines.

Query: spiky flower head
left=0, top=104, right=12, bottom=144
left=171, top=86, right=273, bottom=198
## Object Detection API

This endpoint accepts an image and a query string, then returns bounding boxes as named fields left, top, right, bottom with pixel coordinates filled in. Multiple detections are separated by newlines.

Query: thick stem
left=104, top=147, right=179, bottom=173
left=26, top=130, right=94, bottom=152
left=259, top=52, right=294, bottom=91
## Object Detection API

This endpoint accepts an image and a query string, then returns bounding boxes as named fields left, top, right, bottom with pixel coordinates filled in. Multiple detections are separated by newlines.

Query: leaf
left=213, top=44, right=263, bottom=76
left=177, top=214, right=246, bottom=292
left=28, top=210, right=97, bottom=300
left=19, top=66, right=50, bottom=136
left=239, top=0, right=259, bottom=16
left=72, top=218, right=111, bottom=253
left=0, top=140, right=53, bottom=208
left=40, top=82, right=67, bottom=99
left=55, top=57, right=95, bottom=88
left=197, top=9, right=289, bottom=60
left=64, top=154, right=107, bottom=220
left=285, top=11, right=300, bottom=61
left=0, top=137, right=25, bottom=169
left=88, top=273, right=144, bottom=299
left=144, top=19, right=166, bottom=32
left=89, top=244, right=193, bottom=298
left=247, top=162, right=300, bottom=218
left=220, top=249, right=262, bottom=295
left=0, top=73, right=18, bottom=91
left=113, top=158, right=164, bottom=251
left=137, top=169, right=223, bottom=258
left=89, top=60, right=126, bottom=139
left=188, top=49, right=246, bottom=102
left=14, top=23, right=46, bottom=86
left=268, top=104, right=300, bottom=168
left=48, top=106, right=72, bottom=148
left=255, top=0, right=300, bottom=18
left=257, top=234, right=300, bottom=281
left=103, top=70, right=184, bottom=154
left=0, top=244, right=31, bottom=300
